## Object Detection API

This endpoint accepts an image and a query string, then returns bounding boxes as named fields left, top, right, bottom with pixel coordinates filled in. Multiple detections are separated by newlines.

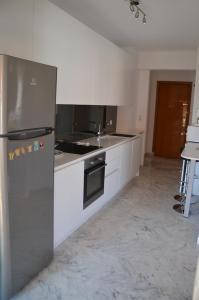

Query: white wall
left=116, top=103, right=137, bottom=132
left=137, top=50, right=197, bottom=70
left=119, top=50, right=197, bottom=135
left=122, top=50, right=197, bottom=159
left=117, top=70, right=150, bottom=164
left=134, top=70, right=150, bottom=162
left=146, top=70, right=196, bottom=153
left=117, top=48, right=138, bottom=132
left=0, top=0, right=34, bottom=59
left=135, top=71, right=151, bottom=131
left=117, top=48, right=198, bottom=158
left=192, top=46, right=199, bottom=124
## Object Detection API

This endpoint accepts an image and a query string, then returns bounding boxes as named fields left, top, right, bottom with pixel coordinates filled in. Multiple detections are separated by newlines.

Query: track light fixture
left=128, top=0, right=147, bottom=24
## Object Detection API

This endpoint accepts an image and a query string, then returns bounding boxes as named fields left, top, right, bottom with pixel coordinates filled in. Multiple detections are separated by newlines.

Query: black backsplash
left=55, top=105, right=75, bottom=138
left=55, top=104, right=117, bottom=141
left=74, top=105, right=104, bottom=134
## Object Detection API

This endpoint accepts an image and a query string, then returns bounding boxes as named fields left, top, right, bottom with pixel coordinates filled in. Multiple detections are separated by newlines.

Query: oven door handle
left=86, top=163, right=107, bottom=176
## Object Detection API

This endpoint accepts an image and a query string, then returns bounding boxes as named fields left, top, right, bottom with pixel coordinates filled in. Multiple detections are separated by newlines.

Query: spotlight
left=130, top=4, right=135, bottom=13
left=135, top=9, right=139, bottom=18
left=142, top=15, right=146, bottom=24
left=127, top=0, right=147, bottom=23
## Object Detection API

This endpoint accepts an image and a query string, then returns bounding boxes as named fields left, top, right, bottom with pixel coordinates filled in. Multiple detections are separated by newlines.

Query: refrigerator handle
left=6, top=128, right=54, bottom=141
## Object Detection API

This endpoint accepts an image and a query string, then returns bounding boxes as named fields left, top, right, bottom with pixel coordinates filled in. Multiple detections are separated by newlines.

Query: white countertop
left=54, top=133, right=141, bottom=172
left=181, top=142, right=199, bottom=161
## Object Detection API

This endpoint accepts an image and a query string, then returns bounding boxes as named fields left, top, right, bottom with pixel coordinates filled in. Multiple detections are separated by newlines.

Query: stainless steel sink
left=111, top=133, right=136, bottom=138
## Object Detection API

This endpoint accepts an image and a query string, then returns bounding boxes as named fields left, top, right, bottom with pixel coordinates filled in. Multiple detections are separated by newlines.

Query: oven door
left=84, top=163, right=106, bottom=209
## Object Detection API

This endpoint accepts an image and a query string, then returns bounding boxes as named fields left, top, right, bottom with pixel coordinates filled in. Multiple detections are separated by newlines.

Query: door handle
left=86, top=164, right=107, bottom=176
left=6, top=128, right=53, bottom=140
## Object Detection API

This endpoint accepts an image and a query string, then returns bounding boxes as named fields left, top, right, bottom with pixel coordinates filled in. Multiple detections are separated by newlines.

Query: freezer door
left=7, top=133, right=54, bottom=296
left=6, top=56, right=57, bottom=132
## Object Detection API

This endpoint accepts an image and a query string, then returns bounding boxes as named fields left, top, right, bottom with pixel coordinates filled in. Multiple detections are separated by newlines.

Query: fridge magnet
left=21, top=147, right=26, bottom=155
left=39, top=141, right=44, bottom=150
left=33, top=141, right=39, bottom=151
left=15, top=148, right=21, bottom=157
left=8, top=152, right=15, bottom=160
left=27, top=145, right=33, bottom=153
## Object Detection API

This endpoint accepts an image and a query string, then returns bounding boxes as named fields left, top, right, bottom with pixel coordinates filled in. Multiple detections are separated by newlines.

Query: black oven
left=84, top=152, right=106, bottom=209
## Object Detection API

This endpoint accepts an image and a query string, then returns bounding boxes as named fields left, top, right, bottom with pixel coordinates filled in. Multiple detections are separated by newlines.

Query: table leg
left=183, top=160, right=196, bottom=217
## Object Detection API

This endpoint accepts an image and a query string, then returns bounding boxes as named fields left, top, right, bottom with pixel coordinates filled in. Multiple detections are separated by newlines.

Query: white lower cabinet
left=104, top=146, right=121, bottom=202
left=131, top=137, right=142, bottom=178
left=120, top=141, right=132, bottom=188
left=54, top=161, right=84, bottom=248
left=54, top=137, right=142, bottom=248
left=105, top=170, right=120, bottom=202
left=120, top=137, right=142, bottom=189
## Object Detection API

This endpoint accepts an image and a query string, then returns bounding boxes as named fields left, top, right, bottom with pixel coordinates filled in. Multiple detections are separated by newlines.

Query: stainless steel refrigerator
left=0, top=55, right=57, bottom=300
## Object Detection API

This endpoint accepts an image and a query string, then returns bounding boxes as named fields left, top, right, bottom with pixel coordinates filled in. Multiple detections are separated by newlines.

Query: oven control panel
left=84, top=152, right=106, bottom=170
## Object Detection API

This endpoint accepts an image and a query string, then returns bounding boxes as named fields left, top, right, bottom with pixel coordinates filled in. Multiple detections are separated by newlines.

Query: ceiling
left=49, top=0, right=199, bottom=50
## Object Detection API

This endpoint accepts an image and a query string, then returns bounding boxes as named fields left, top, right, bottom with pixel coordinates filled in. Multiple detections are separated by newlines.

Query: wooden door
left=153, top=81, right=192, bottom=158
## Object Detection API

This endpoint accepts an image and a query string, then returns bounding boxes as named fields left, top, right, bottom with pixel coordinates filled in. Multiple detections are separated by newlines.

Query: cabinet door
left=131, top=137, right=141, bottom=178
left=120, top=142, right=132, bottom=189
left=105, top=170, right=120, bottom=202
left=105, top=146, right=121, bottom=201
left=54, top=162, right=84, bottom=248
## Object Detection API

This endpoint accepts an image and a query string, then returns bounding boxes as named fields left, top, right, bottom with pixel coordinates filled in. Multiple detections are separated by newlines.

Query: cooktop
left=55, top=141, right=102, bottom=155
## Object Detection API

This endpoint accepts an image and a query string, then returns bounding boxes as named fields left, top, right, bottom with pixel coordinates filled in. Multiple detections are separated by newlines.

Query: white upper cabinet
left=0, top=1, right=137, bottom=106
left=92, top=42, right=135, bottom=106
left=33, top=1, right=136, bottom=106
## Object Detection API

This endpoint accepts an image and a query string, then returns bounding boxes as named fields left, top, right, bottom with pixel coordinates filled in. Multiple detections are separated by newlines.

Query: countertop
left=55, top=133, right=141, bottom=172
left=181, top=142, right=199, bottom=161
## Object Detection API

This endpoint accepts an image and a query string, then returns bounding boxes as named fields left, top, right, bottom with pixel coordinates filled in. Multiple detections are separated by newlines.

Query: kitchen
left=1, top=1, right=199, bottom=300
left=54, top=104, right=142, bottom=247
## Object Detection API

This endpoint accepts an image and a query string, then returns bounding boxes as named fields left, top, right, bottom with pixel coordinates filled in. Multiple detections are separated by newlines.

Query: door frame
left=152, top=81, right=192, bottom=154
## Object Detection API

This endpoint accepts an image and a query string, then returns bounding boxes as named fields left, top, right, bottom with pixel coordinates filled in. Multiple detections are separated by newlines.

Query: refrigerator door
left=0, top=138, right=11, bottom=300
left=7, top=132, right=54, bottom=296
left=6, top=55, right=57, bottom=132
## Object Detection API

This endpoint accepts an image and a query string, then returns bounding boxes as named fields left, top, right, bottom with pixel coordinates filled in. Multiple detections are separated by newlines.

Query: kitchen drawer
left=105, top=168, right=120, bottom=201
left=105, top=156, right=120, bottom=177
left=106, top=146, right=121, bottom=163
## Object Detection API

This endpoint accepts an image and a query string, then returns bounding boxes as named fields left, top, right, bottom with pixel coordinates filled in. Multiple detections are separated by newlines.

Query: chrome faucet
left=97, top=123, right=103, bottom=137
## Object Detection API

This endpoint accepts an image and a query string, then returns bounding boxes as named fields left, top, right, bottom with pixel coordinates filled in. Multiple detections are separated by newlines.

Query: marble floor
left=13, top=157, right=199, bottom=300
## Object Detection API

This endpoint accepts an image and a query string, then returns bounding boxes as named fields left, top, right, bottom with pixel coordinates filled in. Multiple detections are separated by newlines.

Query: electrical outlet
left=110, top=120, right=113, bottom=125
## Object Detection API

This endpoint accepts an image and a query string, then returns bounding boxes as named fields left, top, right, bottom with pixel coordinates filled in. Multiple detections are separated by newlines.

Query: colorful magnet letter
left=33, top=141, right=39, bottom=151
left=27, top=145, right=33, bottom=153
left=21, top=147, right=26, bottom=155
left=15, top=148, right=21, bottom=157
left=8, top=152, right=15, bottom=160
left=39, top=141, right=44, bottom=150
